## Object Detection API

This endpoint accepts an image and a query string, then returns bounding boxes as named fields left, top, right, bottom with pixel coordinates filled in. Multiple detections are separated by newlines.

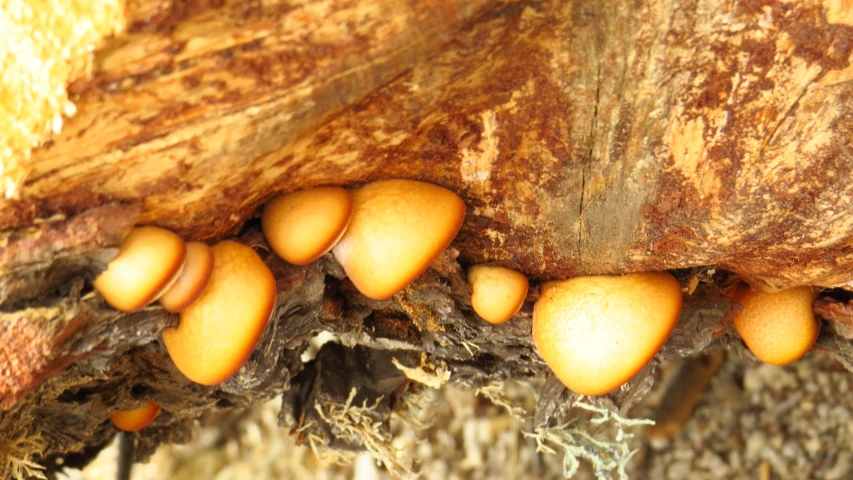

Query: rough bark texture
left=3, top=0, right=852, bottom=288
left=2, top=0, right=853, bottom=476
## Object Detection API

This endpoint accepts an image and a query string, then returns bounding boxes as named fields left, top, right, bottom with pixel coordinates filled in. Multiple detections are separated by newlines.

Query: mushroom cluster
left=93, top=227, right=277, bottom=428
left=93, top=227, right=215, bottom=314
left=263, top=180, right=466, bottom=300
left=92, top=177, right=826, bottom=434
left=94, top=227, right=279, bottom=388
left=92, top=179, right=470, bottom=431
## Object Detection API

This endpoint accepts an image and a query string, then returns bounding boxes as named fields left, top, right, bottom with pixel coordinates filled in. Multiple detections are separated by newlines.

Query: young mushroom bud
left=158, top=242, right=214, bottom=313
left=262, top=186, right=353, bottom=265
left=110, top=400, right=161, bottom=432
left=468, top=265, right=529, bottom=324
left=93, top=226, right=186, bottom=312
left=731, top=285, right=820, bottom=366
left=332, top=179, right=465, bottom=300
left=162, top=241, right=276, bottom=385
left=533, top=271, right=682, bottom=396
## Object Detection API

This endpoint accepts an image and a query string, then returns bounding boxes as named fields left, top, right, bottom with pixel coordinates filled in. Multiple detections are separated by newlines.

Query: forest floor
left=56, top=351, right=853, bottom=480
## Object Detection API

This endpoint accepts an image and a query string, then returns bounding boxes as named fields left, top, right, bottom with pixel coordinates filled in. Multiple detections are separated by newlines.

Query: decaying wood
left=3, top=0, right=852, bottom=287
left=2, top=0, right=853, bottom=475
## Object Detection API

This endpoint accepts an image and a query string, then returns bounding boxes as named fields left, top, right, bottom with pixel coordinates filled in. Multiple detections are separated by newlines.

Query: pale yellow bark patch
left=459, top=110, right=499, bottom=187
left=826, top=0, right=853, bottom=26
left=0, top=0, right=125, bottom=199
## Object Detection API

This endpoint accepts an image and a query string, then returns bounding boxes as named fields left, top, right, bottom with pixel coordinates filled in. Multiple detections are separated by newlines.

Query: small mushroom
left=532, top=271, right=682, bottom=396
left=162, top=241, right=277, bottom=385
left=262, top=186, right=353, bottom=265
left=158, top=242, right=215, bottom=313
left=731, top=285, right=820, bottom=366
left=332, top=179, right=465, bottom=300
left=93, top=226, right=186, bottom=312
left=110, top=400, right=160, bottom=432
left=468, top=265, right=528, bottom=324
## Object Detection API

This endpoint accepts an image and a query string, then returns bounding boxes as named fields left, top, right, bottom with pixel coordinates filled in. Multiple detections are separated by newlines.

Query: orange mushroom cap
left=162, top=241, right=277, bottom=385
left=262, top=186, right=353, bottom=265
left=110, top=400, right=161, bottom=432
left=732, top=285, right=820, bottom=366
left=468, top=265, right=529, bottom=324
left=93, top=226, right=186, bottom=312
left=532, top=271, right=682, bottom=396
left=158, top=242, right=215, bottom=313
left=332, top=179, right=465, bottom=300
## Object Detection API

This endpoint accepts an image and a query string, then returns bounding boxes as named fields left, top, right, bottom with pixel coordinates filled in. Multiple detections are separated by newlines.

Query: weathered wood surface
left=2, top=0, right=853, bottom=473
left=1, top=0, right=494, bottom=235
left=2, top=0, right=851, bottom=288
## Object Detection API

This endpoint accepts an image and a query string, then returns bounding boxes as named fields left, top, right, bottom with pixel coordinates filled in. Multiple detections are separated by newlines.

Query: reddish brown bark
left=3, top=0, right=852, bottom=289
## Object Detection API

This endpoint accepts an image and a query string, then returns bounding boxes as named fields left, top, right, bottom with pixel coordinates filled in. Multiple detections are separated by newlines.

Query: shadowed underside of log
left=2, top=0, right=853, bottom=473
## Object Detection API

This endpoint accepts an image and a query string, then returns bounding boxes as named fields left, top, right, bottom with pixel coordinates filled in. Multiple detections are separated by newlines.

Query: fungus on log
left=1, top=0, right=853, bottom=476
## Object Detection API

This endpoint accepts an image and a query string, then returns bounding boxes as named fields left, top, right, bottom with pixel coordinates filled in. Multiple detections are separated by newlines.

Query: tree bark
left=2, top=0, right=853, bottom=472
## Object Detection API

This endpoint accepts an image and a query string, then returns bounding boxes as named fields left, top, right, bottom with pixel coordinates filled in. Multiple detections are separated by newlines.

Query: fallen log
left=1, top=0, right=852, bottom=477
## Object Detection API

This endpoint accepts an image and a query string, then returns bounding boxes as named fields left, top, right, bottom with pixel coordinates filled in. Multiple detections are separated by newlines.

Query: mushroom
left=262, top=186, right=353, bottom=265
left=110, top=400, right=161, bottom=432
left=332, top=179, right=466, bottom=300
left=468, top=265, right=529, bottom=324
left=158, top=242, right=215, bottom=313
left=93, top=226, right=186, bottom=312
left=162, top=241, right=277, bottom=385
left=731, top=285, right=820, bottom=366
left=532, top=271, right=682, bottom=396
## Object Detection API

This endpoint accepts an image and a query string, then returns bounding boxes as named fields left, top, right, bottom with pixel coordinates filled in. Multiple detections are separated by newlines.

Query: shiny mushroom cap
left=732, top=285, right=820, bottom=366
left=468, top=265, right=529, bottom=324
left=110, top=400, right=161, bottom=432
left=162, top=241, right=277, bottom=385
left=158, top=242, right=215, bottom=313
left=93, top=226, right=186, bottom=312
left=332, top=179, right=465, bottom=300
left=532, top=271, right=682, bottom=396
left=262, top=186, right=353, bottom=265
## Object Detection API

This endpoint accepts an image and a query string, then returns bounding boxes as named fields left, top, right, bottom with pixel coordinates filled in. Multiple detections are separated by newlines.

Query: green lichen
left=478, top=380, right=653, bottom=480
